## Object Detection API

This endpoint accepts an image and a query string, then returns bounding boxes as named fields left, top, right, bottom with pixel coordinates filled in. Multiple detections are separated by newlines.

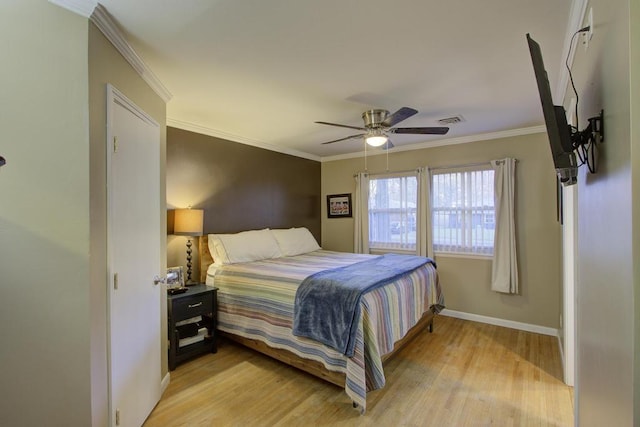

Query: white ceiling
left=92, top=0, right=575, bottom=160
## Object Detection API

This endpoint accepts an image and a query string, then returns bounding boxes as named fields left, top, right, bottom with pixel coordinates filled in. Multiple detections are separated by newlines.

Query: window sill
left=370, top=248, right=417, bottom=256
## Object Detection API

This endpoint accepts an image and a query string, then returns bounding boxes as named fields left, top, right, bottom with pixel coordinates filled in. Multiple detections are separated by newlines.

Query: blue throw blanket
left=292, top=253, right=435, bottom=357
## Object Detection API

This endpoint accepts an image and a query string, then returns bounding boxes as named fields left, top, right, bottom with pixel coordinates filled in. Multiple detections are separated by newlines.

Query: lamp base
left=185, top=237, right=194, bottom=283
left=184, top=236, right=201, bottom=285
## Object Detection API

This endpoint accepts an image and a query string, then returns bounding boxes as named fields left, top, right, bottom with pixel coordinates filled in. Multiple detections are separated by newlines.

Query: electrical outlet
left=583, top=8, right=594, bottom=50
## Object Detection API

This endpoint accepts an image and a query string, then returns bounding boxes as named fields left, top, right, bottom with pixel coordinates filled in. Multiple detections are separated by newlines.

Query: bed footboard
left=221, top=308, right=436, bottom=387
left=220, top=331, right=347, bottom=387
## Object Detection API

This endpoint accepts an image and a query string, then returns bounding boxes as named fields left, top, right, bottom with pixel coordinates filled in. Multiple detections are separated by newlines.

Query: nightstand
left=167, top=284, right=217, bottom=370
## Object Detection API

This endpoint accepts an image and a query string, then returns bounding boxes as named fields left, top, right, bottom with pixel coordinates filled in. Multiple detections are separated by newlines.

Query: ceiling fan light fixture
left=366, top=135, right=388, bottom=147
left=365, top=128, right=388, bottom=147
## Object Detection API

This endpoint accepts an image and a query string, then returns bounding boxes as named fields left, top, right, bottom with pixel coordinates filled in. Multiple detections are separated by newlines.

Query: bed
left=199, top=228, right=444, bottom=413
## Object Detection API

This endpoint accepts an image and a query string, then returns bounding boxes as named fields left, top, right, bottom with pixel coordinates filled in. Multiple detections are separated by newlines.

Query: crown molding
left=49, top=1, right=173, bottom=103
left=169, top=118, right=544, bottom=163
left=167, top=118, right=321, bottom=162
left=90, top=4, right=172, bottom=102
left=49, top=0, right=556, bottom=164
left=48, top=0, right=97, bottom=18
left=320, top=125, right=546, bottom=162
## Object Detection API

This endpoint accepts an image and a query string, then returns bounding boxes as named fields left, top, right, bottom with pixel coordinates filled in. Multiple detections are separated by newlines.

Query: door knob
left=153, top=275, right=166, bottom=286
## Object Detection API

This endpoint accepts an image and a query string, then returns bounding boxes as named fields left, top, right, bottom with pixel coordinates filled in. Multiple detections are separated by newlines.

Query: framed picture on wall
left=327, top=193, right=352, bottom=218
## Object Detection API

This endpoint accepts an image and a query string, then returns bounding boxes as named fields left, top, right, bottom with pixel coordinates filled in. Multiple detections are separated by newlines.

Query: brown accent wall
left=166, top=127, right=321, bottom=276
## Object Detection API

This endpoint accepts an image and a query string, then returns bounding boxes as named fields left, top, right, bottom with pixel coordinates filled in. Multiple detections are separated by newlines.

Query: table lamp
left=174, top=208, right=204, bottom=285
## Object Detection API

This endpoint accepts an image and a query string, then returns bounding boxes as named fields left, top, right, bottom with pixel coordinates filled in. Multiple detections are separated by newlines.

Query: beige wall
left=0, top=2, right=91, bottom=426
left=566, top=0, right=637, bottom=424
left=633, top=0, right=640, bottom=420
left=0, top=3, right=168, bottom=425
left=322, top=133, right=562, bottom=328
left=88, top=21, right=167, bottom=426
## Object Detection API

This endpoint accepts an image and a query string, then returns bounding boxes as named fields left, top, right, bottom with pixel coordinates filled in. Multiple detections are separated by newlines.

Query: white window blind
left=368, top=173, right=418, bottom=252
left=431, top=166, right=495, bottom=255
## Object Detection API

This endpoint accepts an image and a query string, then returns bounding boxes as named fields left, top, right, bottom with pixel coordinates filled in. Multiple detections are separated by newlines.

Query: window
left=368, top=173, right=418, bottom=252
left=431, top=167, right=495, bottom=255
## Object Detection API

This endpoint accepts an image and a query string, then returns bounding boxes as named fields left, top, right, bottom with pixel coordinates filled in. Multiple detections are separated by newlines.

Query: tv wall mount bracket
left=570, top=109, right=604, bottom=149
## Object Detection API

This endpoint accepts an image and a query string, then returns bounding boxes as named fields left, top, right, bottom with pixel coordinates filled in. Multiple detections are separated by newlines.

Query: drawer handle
left=188, top=302, right=203, bottom=308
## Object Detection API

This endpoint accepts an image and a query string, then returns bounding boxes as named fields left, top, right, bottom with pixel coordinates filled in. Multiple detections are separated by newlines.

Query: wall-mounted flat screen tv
left=526, top=33, right=577, bottom=185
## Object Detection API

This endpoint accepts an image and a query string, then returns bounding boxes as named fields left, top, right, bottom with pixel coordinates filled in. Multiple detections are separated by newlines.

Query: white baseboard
left=557, top=334, right=567, bottom=380
left=161, top=372, right=171, bottom=394
left=439, top=309, right=558, bottom=337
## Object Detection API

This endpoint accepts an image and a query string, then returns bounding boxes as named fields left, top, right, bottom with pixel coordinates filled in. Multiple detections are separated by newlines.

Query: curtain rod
left=429, top=161, right=491, bottom=171
left=353, top=159, right=518, bottom=177
left=429, top=158, right=518, bottom=171
left=353, top=168, right=421, bottom=178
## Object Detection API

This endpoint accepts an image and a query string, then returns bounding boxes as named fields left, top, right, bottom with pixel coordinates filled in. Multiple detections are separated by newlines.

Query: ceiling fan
left=316, top=107, right=449, bottom=149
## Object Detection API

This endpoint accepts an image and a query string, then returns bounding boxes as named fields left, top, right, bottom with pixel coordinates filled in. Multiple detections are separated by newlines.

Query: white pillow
left=208, top=229, right=282, bottom=265
left=271, top=227, right=321, bottom=256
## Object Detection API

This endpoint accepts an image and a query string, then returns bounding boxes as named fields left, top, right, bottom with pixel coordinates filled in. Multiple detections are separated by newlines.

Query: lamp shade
left=173, top=208, right=204, bottom=236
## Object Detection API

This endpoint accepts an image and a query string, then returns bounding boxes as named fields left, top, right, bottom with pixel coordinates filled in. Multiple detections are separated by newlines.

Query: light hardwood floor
left=144, top=316, right=574, bottom=426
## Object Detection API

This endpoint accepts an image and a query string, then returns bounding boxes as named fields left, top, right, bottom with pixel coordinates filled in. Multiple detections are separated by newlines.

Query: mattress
left=206, top=250, right=442, bottom=411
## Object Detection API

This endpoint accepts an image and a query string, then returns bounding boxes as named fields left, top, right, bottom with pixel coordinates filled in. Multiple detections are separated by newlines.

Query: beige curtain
left=417, top=167, right=434, bottom=258
left=491, top=158, right=518, bottom=293
left=353, top=172, right=370, bottom=254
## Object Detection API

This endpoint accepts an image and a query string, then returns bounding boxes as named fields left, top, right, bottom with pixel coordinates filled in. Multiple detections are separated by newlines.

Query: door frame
left=105, top=84, right=162, bottom=425
left=561, top=97, right=579, bottom=387
left=562, top=184, right=577, bottom=386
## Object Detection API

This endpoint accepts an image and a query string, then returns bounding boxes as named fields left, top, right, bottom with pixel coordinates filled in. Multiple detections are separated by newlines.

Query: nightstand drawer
left=172, top=294, right=213, bottom=319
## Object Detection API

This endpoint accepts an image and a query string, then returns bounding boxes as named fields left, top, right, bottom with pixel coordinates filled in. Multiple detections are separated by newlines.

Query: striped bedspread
left=207, top=250, right=443, bottom=412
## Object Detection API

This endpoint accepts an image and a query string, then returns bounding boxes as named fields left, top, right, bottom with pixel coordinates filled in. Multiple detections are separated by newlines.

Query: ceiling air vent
left=437, top=115, right=465, bottom=126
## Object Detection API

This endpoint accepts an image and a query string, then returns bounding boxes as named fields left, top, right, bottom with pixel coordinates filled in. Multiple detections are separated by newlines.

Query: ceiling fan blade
left=381, top=140, right=395, bottom=150
left=381, top=107, right=418, bottom=127
left=390, top=126, right=450, bottom=135
left=321, top=134, right=365, bottom=145
left=315, top=121, right=365, bottom=131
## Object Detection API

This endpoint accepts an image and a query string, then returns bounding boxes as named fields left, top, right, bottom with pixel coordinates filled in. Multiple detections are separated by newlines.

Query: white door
left=107, top=85, right=162, bottom=426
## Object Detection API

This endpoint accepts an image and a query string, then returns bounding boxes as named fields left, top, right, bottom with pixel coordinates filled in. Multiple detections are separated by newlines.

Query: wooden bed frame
left=198, top=236, right=435, bottom=388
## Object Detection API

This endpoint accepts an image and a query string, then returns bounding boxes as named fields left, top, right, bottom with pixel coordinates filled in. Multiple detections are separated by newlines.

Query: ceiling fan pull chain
left=364, top=140, right=368, bottom=171
left=386, top=146, right=389, bottom=172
